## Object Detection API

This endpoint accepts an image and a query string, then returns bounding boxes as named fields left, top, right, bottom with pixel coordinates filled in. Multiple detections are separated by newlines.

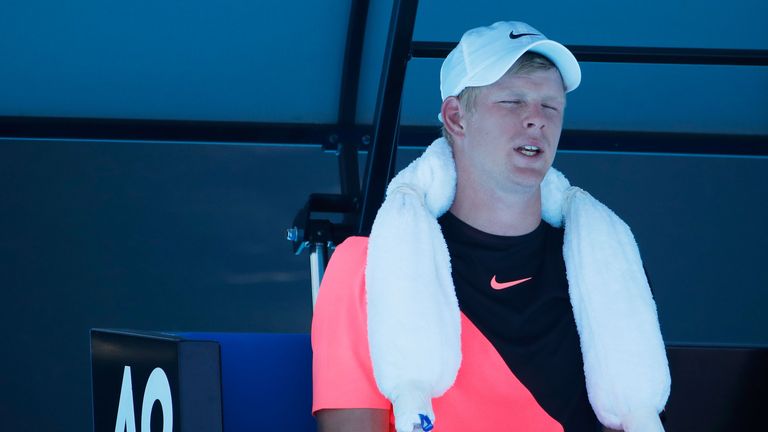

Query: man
left=312, top=21, right=670, bottom=432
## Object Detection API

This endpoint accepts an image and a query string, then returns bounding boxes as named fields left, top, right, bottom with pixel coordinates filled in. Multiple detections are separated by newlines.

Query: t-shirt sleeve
left=311, top=236, right=391, bottom=413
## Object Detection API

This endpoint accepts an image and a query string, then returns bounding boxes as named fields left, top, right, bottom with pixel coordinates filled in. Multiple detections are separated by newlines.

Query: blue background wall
left=1, top=0, right=766, bottom=431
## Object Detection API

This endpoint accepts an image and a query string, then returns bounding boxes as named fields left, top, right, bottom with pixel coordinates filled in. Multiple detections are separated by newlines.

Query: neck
left=449, top=180, right=542, bottom=236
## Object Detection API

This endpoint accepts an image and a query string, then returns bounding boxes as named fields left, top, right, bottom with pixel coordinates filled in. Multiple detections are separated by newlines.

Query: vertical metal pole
left=357, top=0, right=419, bottom=236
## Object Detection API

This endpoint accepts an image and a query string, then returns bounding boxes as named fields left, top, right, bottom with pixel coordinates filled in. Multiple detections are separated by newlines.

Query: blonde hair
left=442, top=52, right=562, bottom=145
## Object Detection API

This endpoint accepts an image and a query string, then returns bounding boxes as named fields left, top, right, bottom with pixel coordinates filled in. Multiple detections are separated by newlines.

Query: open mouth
left=515, top=145, right=541, bottom=157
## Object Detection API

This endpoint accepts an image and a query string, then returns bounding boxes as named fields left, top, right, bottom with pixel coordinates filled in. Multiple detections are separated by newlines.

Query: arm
left=312, top=238, right=392, bottom=428
left=316, top=408, right=390, bottom=432
left=603, top=427, right=623, bottom=432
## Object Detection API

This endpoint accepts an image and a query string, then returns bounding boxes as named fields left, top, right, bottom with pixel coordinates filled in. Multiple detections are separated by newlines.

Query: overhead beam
left=0, top=116, right=344, bottom=146
left=1, top=117, right=766, bottom=157
left=411, top=43, right=768, bottom=66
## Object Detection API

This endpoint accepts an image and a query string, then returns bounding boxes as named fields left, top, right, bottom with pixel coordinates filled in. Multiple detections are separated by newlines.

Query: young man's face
left=456, top=67, right=566, bottom=195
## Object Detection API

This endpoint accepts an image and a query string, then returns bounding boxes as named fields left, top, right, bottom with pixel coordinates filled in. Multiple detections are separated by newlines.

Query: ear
left=441, top=96, right=465, bottom=141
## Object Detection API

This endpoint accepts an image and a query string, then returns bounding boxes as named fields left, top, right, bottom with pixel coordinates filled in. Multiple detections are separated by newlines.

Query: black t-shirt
left=438, top=211, right=602, bottom=432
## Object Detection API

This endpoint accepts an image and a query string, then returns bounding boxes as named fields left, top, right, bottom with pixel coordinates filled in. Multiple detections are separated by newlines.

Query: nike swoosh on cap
left=509, top=31, right=539, bottom=39
left=490, top=275, right=533, bottom=290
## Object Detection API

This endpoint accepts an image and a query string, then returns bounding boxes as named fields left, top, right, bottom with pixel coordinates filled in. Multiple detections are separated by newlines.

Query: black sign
left=91, top=329, right=222, bottom=432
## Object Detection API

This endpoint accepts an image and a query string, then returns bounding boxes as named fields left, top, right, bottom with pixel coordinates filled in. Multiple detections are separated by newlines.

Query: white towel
left=366, top=137, right=670, bottom=432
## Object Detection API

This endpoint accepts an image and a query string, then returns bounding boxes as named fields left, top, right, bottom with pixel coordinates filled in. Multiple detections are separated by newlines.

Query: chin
left=511, top=167, right=548, bottom=187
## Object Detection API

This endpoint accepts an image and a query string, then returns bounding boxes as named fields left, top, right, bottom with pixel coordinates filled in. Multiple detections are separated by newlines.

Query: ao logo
left=114, top=366, right=173, bottom=432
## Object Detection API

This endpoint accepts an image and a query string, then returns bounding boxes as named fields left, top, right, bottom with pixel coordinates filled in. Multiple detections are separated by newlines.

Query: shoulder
left=323, top=236, right=370, bottom=283
left=332, top=236, right=370, bottom=265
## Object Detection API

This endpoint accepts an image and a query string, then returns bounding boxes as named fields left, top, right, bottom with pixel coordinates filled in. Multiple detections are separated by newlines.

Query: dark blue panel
left=178, top=332, right=315, bottom=432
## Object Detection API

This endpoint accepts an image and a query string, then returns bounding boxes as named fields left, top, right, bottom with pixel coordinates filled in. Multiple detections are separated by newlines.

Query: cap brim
left=525, top=40, right=581, bottom=92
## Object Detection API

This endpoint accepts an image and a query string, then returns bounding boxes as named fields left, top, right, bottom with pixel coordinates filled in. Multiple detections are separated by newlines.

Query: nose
left=524, top=105, right=546, bottom=130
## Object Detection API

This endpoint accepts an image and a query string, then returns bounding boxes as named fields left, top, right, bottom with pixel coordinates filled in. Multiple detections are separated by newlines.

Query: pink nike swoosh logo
left=490, top=275, right=532, bottom=290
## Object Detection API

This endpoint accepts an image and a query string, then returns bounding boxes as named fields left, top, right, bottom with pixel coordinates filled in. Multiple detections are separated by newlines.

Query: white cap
left=440, top=21, right=581, bottom=102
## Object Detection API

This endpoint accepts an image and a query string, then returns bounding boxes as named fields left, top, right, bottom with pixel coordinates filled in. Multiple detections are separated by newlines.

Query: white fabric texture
left=366, top=137, right=670, bottom=432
